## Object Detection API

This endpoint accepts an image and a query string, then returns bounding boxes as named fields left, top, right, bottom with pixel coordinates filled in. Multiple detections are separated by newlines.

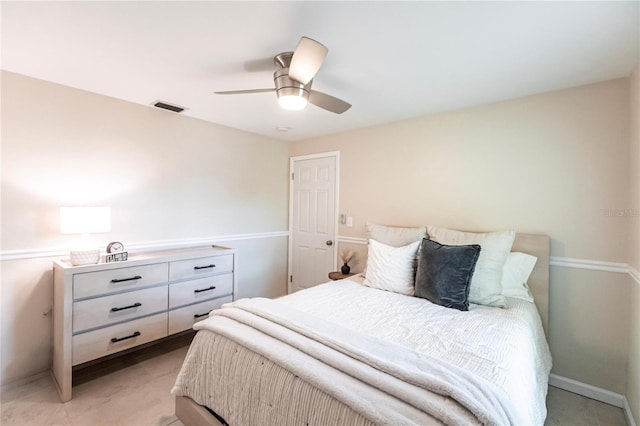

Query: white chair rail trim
left=336, top=236, right=369, bottom=245
left=4, top=233, right=640, bottom=287
left=629, top=266, right=640, bottom=286
left=549, top=256, right=628, bottom=273
left=336, top=236, right=639, bottom=282
left=0, top=231, right=289, bottom=262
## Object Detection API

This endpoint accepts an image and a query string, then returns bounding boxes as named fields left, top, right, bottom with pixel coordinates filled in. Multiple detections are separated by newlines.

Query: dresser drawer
left=169, top=274, right=233, bottom=309
left=73, top=285, right=168, bottom=334
left=168, top=296, right=232, bottom=335
left=73, top=263, right=168, bottom=300
left=169, top=255, right=233, bottom=281
left=72, top=312, right=168, bottom=366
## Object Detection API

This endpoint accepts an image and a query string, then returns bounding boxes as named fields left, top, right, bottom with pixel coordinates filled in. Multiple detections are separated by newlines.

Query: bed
left=172, top=231, right=552, bottom=425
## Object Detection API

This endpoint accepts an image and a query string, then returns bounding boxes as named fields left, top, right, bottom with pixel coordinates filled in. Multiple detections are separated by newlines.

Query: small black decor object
left=339, top=249, right=355, bottom=275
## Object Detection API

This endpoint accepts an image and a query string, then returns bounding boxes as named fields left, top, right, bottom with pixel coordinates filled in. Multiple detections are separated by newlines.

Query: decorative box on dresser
left=52, top=245, right=237, bottom=402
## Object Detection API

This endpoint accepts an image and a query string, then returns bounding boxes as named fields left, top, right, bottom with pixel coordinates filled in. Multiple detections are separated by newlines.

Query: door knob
left=326, top=240, right=333, bottom=246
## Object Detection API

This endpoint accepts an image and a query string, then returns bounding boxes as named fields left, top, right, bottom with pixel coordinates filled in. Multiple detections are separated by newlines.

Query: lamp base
left=69, top=249, right=100, bottom=266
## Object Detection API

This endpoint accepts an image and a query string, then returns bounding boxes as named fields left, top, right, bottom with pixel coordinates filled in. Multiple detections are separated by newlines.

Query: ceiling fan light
left=278, top=95, right=308, bottom=111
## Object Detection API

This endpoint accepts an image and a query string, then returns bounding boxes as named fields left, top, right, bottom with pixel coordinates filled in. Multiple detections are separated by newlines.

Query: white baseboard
left=624, top=396, right=638, bottom=426
left=548, top=374, right=637, bottom=426
left=0, top=370, right=49, bottom=392
left=549, top=374, right=624, bottom=407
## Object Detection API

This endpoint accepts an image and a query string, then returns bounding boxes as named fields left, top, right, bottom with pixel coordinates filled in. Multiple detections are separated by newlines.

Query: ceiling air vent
left=153, top=101, right=185, bottom=113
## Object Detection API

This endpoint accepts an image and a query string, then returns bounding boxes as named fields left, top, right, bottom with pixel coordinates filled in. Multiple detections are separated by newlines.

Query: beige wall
left=2, top=67, right=637, bottom=414
left=0, top=71, right=290, bottom=385
left=291, top=78, right=632, bottom=394
left=628, top=282, right=640, bottom=422
left=631, top=64, right=640, bottom=273
left=627, top=62, right=640, bottom=423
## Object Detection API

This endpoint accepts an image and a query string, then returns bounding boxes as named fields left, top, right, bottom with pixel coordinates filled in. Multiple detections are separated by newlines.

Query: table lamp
left=60, top=207, right=111, bottom=265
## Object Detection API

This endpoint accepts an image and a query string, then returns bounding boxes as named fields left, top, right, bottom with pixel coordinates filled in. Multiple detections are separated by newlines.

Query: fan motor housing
left=274, top=68, right=311, bottom=101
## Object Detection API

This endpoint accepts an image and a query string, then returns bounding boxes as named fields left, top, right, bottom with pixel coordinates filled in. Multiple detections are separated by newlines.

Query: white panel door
left=290, top=155, right=337, bottom=293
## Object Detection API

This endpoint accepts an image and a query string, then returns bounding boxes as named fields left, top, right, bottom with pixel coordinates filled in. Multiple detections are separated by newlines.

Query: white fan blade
left=289, top=37, right=328, bottom=85
left=215, top=88, right=275, bottom=95
left=309, top=90, right=351, bottom=114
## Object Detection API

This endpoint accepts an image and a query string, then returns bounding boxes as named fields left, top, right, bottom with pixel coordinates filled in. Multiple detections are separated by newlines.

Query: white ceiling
left=2, top=1, right=639, bottom=142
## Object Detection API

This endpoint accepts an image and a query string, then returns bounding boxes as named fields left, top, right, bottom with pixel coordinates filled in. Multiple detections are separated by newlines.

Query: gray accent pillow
left=415, top=238, right=481, bottom=311
left=427, top=226, right=513, bottom=308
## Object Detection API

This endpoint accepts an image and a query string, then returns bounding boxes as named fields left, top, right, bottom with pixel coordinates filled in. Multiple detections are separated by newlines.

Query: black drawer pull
left=110, top=302, right=142, bottom=312
left=111, top=275, right=142, bottom=283
left=194, top=264, right=215, bottom=270
left=194, top=312, right=209, bottom=319
left=110, top=331, right=141, bottom=343
left=194, top=286, right=216, bottom=293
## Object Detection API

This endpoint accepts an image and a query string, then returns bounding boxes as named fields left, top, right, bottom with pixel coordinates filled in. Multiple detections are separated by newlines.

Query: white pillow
left=427, top=226, right=515, bottom=308
left=363, top=239, right=421, bottom=296
left=501, top=252, right=537, bottom=303
left=365, top=223, right=427, bottom=247
left=364, top=224, right=426, bottom=276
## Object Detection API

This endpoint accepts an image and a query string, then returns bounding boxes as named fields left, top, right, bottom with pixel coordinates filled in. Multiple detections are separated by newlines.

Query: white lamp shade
left=60, top=207, right=111, bottom=234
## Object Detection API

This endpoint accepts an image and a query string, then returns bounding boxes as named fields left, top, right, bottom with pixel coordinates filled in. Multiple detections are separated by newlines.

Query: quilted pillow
left=415, top=239, right=481, bottom=311
left=427, top=226, right=515, bottom=308
left=364, top=224, right=426, bottom=276
left=363, top=239, right=421, bottom=295
left=501, top=252, right=537, bottom=302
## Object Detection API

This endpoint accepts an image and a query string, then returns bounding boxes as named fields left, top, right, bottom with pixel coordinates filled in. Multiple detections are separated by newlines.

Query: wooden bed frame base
left=175, top=396, right=225, bottom=426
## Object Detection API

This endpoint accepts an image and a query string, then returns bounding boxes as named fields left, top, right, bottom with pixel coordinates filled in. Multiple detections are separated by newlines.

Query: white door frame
left=288, top=151, right=340, bottom=294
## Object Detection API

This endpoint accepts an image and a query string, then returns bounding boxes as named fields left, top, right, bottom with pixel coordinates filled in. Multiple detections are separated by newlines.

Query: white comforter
left=173, top=276, right=552, bottom=425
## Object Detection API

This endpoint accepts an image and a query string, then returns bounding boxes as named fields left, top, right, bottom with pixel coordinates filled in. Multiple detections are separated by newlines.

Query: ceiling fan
left=215, top=37, right=351, bottom=114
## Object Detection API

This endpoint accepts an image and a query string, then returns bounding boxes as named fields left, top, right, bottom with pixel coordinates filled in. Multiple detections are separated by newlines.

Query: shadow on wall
left=207, top=237, right=289, bottom=300
left=548, top=266, right=631, bottom=393
left=1, top=258, right=55, bottom=386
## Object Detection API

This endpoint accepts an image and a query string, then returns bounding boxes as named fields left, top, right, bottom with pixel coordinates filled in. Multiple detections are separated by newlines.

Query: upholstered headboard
left=512, top=233, right=550, bottom=335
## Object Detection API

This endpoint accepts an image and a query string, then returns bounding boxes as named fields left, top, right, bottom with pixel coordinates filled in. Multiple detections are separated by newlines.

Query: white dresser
left=52, top=246, right=236, bottom=402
